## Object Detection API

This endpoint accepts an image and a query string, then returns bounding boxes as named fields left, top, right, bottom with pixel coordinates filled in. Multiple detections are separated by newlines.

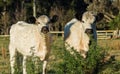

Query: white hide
left=9, top=15, right=50, bottom=74
left=64, top=11, right=96, bottom=58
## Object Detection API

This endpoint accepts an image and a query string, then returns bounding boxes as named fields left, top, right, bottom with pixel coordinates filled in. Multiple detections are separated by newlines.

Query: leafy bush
left=53, top=39, right=108, bottom=74
left=12, top=37, right=120, bottom=74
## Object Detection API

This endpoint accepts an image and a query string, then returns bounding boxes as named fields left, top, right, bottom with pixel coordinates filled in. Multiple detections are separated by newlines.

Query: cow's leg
left=81, top=44, right=89, bottom=58
left=81, top=52, right=87, bottom=58
left=42, top=60, right=47, bottom=74
left=9, top=44, right=16, bottom=74
left=23, top=56, right=27, bottom=74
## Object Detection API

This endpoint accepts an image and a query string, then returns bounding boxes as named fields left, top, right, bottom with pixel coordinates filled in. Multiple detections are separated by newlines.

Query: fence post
left=1, top=45, right=6, bottom=59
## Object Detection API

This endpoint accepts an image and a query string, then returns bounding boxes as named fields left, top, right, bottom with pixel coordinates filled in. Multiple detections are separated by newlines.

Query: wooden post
left=33, top=0, right=36, bottom=17
left=3, top=0, right=7, bottom=35
left=1, top=46, right=6, bottom=59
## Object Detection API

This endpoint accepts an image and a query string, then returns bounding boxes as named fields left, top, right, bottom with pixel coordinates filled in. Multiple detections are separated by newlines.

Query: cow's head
left=82, top=11, right=96, bottom=34
left=36, top=15, right=58, bottom=34
left=36, top=15, right=49, bottom=34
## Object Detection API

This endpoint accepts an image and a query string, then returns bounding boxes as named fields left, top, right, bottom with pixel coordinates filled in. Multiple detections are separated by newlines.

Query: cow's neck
left=44, top=33, right=50, bottom=50
left=39, top=33, right=50, bottom=51
left=39, top=33, right=50, bottom=60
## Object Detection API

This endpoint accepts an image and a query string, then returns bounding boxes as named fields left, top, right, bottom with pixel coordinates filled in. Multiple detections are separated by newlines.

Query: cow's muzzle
left=41, top=26, right=49, bottom=34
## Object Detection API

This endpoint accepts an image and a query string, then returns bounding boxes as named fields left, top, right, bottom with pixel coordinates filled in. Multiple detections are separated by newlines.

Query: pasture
left=0, top=36, right=120, bottom=74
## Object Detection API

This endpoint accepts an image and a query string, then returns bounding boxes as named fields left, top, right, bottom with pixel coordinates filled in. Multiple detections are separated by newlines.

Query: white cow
left=9, top=15, right=50, bottom=74
left=64, top=11, right=97, bottom=58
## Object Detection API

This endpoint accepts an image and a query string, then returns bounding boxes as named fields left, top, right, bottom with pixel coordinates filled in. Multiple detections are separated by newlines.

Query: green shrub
left=12, top=37, right=120, bottom=74
left=53, top=39, right=108, bottom=74
left=109, top=13, right=120, bottom=29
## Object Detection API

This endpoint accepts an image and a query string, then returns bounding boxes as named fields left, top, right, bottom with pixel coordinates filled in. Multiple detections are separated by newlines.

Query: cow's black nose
left=85, top=29, right=93, bottom=34
left=41, top=26, right=49, bottom=34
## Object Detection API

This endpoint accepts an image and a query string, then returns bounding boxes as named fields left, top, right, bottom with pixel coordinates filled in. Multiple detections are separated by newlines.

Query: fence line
left=49, top=31, right=64, bottom=37
left=49, top=30, right=117, bottom=40
left=97, top=30, right=115, bottom=39
left=0, top=35, right=9, bottom=37
left=0, top=30, right=119, bottom=40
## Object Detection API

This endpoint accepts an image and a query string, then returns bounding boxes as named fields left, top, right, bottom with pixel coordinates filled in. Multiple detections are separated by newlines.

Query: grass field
left=98, top=39, right=120, bottom=61
left=0, top=36, right=120, bottom=74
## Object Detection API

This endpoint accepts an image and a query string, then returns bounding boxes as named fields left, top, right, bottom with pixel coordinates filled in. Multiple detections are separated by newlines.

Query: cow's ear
left=50, top=15, right=59, bottom=23
left=24, top=0, right=32, bottom=3
left=75, top=11, right=84, bottom=21
left=96, top=13, right=104, bottom=22
left=26, top=16, right=36, bottom=24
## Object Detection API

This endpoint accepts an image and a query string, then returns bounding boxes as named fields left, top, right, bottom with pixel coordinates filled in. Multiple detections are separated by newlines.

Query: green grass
left=0, top=36, right=120, bottom=74
left=0, top=36, right=10, bottom=73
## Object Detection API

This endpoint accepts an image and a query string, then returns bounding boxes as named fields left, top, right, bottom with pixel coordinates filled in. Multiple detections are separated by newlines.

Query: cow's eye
left=36, top=22, right=40, bottom=24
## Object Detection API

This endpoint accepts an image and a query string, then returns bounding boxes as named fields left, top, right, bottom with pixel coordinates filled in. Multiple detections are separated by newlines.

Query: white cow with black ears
left=64, top=11, right=97, bottom=58
left=9, top=15, right=56, bottom=74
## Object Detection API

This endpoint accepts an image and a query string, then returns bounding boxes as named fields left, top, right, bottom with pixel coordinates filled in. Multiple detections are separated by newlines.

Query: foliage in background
left=109, top=13, right=120, bottom=29
left=0, top=0, right=120, bottom=34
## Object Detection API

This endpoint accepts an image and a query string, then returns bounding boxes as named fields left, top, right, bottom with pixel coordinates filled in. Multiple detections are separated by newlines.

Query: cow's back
left=9, top=22, right=44, bottom=56
left=65, top=21, right=89, bottom=52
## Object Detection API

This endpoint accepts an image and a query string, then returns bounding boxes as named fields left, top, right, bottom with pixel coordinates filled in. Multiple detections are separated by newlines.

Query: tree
left=0, top=0, right=120, bottom=34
